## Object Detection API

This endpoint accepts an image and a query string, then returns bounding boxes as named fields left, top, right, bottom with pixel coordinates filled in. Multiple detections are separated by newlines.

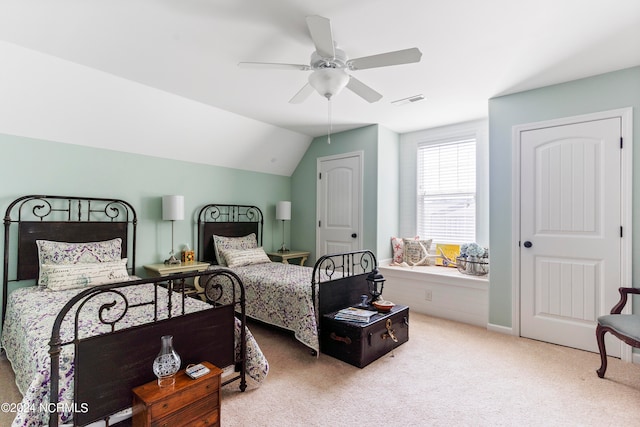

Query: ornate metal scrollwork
left=200, top=269, right=243, bottom=306
left=312, top=250, right=377, bottom=285
left=74, top=288, right=129, bottom=335
left=31, top=200, right=53, bottom=220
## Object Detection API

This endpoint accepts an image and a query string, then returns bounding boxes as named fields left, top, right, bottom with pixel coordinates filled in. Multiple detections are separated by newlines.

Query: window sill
left=378, top=261, right=489, bottom=327
left=378, top=263, right=488, bottom=290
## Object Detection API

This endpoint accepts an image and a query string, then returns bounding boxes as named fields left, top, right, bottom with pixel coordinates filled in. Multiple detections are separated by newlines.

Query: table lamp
left=276, top=201, right=291, bottom=253
left=162, top=195, right=184, bottom=265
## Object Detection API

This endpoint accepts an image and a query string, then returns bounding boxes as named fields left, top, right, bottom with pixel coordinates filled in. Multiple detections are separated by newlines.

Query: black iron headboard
left=2, top=195, right=137, bottom=325
left=197, top=204, right=263, bottom=265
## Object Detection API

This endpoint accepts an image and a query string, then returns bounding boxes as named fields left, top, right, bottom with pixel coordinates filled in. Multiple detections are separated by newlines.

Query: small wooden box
left=132, top=361, right=221, bottom=427
left=320, top=305, right=409, bottom=368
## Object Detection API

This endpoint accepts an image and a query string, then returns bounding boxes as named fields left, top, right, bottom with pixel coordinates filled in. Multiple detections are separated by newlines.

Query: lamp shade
left=275, top=201, right=291, bottom=221
left=308, top=68, right=350, bottom=99
left=162, top=195, right=184, bottom=221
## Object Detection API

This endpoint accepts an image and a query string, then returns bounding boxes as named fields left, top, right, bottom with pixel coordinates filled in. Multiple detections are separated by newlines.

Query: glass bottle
left=152, top=335, right=181, bottom=387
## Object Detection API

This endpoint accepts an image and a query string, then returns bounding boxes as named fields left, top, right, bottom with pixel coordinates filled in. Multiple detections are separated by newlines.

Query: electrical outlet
left=425, top=290, right=432, bottom=301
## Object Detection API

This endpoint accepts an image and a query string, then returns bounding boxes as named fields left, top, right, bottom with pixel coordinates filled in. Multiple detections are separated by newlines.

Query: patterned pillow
left=403, top=238, right=433, bottom=266
left=40, top=258, right=130, bottom=291
left=36, top=238, right=123, bottom=286
left=220, top=247, right=271, bottom=268
left=390, top=236, right=419, bottom=264
left=212, top=234, right=258, bottom=266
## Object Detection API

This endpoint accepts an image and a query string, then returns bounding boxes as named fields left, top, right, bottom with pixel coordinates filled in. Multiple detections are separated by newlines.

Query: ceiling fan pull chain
left=327, top=98, right=332, bottom=144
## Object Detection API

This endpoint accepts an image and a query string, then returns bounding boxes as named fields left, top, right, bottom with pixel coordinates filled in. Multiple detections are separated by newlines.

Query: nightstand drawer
left=149, top=382, right=218, bottom=420
left=152, top=394, right=219, bottom=427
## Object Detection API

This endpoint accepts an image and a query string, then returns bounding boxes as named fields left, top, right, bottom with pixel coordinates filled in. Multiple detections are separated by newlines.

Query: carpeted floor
left=3, top=313, right=640, bottom=426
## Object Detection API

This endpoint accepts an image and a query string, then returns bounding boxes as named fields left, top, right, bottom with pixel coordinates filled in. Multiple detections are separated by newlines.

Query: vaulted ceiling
left=1, top=0, right=639, bottom=175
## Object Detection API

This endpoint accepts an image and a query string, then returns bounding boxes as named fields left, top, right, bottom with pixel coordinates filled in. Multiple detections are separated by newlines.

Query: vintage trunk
left=320, top=305, right=409, bottom=368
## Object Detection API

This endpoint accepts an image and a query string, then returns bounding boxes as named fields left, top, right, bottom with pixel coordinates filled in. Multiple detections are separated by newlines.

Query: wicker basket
left=456, top=256, right=489, bottom=276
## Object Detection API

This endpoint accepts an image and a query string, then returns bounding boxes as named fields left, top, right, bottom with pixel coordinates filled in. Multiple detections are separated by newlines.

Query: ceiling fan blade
left=289, top=83, right=315, bottom=104
left=346, top=76, right=382, bottom=103
left=306, top=15, right=335, bottom=59
left=238, top=62, right=310, bottom=71
left=348, top=47, right=422, bottom=70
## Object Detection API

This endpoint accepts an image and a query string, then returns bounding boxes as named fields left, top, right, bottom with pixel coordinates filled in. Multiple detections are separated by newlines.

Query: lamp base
left=164, top=253, right=181, bottom=265
left=277, top=245, right=290, bottom=253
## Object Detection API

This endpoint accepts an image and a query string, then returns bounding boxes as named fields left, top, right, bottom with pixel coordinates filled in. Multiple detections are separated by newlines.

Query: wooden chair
left=596, top=287, right=640, bottom=378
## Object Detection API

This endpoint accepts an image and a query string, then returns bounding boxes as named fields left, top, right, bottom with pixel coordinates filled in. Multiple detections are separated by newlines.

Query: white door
left=520, top=117, right=622, bottom=354
left=316, top=152, right=363, bottom=257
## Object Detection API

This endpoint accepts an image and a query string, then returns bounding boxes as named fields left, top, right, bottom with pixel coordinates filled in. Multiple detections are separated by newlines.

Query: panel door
left=316, top=153, right=362, bottom=257
left=520, top=117, right=621, bottom=354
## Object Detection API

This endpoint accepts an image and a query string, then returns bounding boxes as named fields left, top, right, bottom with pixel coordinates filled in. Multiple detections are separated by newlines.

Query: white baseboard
left=487, top=322, right=514, bottom=335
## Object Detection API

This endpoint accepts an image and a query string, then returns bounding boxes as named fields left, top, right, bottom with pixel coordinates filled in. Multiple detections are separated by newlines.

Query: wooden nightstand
left=266, top=250, right=310, bottom=266
left=132, top=361, right=222, bottom=427
left=144, top=261, right=210, bottom=298
left=143, top=261, right=210, bottom=277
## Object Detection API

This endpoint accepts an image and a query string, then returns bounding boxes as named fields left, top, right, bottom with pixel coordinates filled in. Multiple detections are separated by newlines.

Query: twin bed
left=197, top=203, right=377, bottom=354
left=1, top=196, right=377, bottom=427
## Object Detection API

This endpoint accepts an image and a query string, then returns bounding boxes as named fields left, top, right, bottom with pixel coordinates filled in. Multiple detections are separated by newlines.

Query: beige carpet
left=2, top=313, right=640, bottom=426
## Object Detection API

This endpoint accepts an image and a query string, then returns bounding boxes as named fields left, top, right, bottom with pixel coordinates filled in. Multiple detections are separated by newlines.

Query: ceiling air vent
left=391, top=94, right=425, bottom=106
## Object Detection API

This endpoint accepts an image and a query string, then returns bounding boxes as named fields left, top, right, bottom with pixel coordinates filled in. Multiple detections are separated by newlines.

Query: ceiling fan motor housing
left=310, top=47, right=348, bottom=69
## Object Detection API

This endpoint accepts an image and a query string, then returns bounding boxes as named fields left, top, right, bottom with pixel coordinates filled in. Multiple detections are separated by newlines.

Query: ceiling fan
left=239, top=15, right=422, bottom=104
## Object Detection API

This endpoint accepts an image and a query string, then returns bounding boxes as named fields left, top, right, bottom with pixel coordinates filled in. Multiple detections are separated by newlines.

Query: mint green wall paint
left=291, top=125, right=379, bottom=263
left=376, top=126, right=400, bottom=261
left=0, top=134, right=290, bottom=303
left=488, top=66, right=640, bottom=327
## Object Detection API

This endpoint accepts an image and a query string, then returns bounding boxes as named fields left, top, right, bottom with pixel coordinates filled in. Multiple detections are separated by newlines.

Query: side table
left=266, top=250, right=310, bottom=266
left=143, top=261, right=210, bottom=298
left=143, top=261, right=210, bottom=277
left=132, top=361, right=222, bottom=427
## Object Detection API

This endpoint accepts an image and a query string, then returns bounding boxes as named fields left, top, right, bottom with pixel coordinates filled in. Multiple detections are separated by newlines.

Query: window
left=417, top=138, right=476, bottom=244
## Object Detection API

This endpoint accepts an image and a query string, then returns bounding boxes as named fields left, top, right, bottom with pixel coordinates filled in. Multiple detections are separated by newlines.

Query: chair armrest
left=610, top=287, right=640, bottom=314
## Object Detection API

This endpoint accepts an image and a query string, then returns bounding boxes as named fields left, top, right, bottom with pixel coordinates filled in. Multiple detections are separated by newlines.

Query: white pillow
left=403, top=238, right=433, bottom=266
left=220, top=247, right=271, bottom=268
left=40, top=258, right=130, bottom=291
left=212, top=234, right=258, bottom=266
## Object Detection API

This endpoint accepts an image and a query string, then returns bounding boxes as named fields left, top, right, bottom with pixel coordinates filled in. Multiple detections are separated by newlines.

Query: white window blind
left=417, top=138, right=476, bottom=244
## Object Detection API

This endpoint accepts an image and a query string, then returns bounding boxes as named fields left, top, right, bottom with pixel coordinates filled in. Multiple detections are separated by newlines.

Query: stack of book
left=334, top=307, right=378, bottom=323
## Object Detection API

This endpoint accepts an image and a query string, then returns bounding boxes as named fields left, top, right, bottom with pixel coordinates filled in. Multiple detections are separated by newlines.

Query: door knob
left=351, top=233, right=357, bottom=238
left=523, top=241, right=533, bottom=248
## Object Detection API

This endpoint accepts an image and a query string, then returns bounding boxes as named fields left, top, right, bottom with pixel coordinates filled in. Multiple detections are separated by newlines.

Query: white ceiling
left=1, top=0, right=640, bottom=174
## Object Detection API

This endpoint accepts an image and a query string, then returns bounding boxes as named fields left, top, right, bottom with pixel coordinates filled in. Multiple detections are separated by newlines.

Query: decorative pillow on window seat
left=402, top=238, right=434, bottom=266
left=390, top=236, right=419, bottom=265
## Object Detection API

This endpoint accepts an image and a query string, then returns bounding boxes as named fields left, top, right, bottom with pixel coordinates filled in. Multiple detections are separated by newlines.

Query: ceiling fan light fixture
left=308, top=68, right=349, bottom=99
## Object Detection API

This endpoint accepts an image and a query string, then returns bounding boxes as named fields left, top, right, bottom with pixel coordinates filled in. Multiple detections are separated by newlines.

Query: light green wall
left=488, top=66, right=640, bottom=327
left=0, top=134, right=291, bottom=300
left=376, top=126, right=400, bottom=260
left=290, top=125, right=380, bottom=263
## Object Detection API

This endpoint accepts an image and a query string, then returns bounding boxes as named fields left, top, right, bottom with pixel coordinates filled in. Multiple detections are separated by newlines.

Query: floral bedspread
left=225, top=263, right=320, bottom=352
left=1, top=283, right=269, bottom=427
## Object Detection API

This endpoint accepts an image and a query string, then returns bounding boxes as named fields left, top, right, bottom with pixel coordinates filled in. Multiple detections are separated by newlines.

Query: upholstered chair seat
left=596, top=287, right=640, bottom=378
